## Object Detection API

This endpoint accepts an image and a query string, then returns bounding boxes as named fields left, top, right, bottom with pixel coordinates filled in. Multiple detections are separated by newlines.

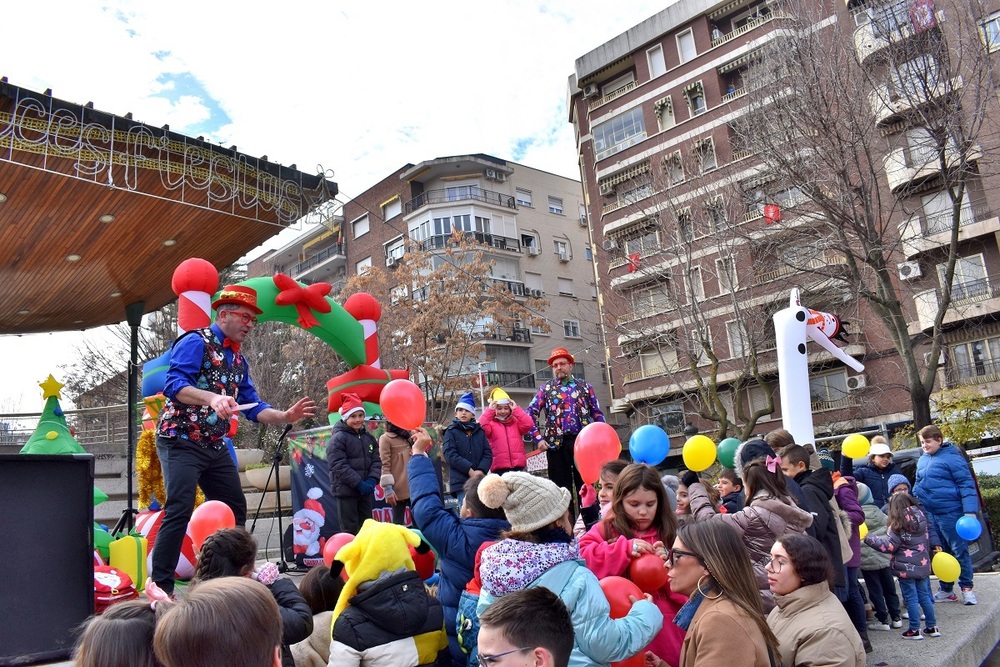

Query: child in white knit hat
left=476, top=471, right=661, bottom=666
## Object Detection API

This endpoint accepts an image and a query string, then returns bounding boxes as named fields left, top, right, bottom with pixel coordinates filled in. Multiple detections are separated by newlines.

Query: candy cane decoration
left=171, top=258, right=219, bottom=334
left=343, top=293, right=383, bottom=368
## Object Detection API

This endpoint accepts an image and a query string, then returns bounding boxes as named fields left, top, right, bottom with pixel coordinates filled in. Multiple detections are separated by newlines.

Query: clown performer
left=151, top=284, right=317, bottom=596
left=293, top=487, right=327, bottom=564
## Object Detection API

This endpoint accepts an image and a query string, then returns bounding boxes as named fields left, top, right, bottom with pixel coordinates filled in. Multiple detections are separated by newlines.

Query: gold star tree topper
left=39, top=374, right=64, bottom=399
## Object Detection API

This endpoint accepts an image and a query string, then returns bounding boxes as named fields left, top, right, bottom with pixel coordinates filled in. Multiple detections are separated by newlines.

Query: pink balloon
left=188, top=500, right=236, bottom=550
left=380, top=379, right=427, bottom=430
left=575, top=422, right=622, bottom=484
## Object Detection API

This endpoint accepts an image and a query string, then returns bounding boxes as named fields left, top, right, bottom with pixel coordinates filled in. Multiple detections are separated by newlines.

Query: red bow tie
left=223, top=338, right=241, bottom=354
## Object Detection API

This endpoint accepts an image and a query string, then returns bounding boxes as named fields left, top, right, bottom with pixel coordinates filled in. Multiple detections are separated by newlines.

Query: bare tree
left=735, top=0, right=999, bottom=427
left=343, top=231, right=548, bottom=425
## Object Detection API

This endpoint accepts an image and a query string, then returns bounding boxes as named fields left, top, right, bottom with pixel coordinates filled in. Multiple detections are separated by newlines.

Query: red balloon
left=575, top=422, right=622, bottom=484
left=409, top=545, right=436, bottom=581
left=628, top=553, right=668, bottom=593
left=188, top=500, right=236, bottom=550
left=612, top=653, right=645, bottom=667
left=380, top=379, right=426, bottom=430
left=599, top=575, right=644, bottom=619
left=323, top=532, right=355, bottom=569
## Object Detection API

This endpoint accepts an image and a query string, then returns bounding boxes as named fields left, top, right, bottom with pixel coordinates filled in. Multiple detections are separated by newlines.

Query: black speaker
left=0, top=454, right=95, bottom=665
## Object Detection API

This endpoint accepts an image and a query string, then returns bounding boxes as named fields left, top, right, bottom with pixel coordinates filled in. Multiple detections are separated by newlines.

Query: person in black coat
left=193, top=527, right=313, bottom=667
left=327, top=393, right=381, bottom=534
left=442, top=392, right=492, bottom=507
left=778, top=445, right=846, bottom=591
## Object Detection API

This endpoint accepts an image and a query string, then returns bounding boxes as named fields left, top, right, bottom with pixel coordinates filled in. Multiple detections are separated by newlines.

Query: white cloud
left=0, top=0, right=667, bottom=408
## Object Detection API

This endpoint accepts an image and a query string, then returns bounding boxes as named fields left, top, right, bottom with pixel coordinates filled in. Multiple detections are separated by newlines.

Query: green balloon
left=717, top=438, right=741, bottom=469
left=94, top=524, right=113, bottom=561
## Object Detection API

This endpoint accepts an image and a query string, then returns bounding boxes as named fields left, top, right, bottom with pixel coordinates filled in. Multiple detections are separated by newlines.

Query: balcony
left=944, top=358, right=1000, bottom=390
left=913, top=277, right=1000, bottom=332
left=418, top=231, right=522, bottom=253
left=292, top=243, right=346, bottom=282
left=485, top=277, right=529, bottom=298
left=883, top=144, right=980, bottom=193
left=853, top=3, right=942, bottom=64
left=481, top=369, right=539, bottom=390
left=752, top=255, right=847, bottom=286
left=588, top=80, right=638, bottom=112
left=404, top=187, right=516, bottom=215
left=710, top=11, right=788, bottom=48
left=898, top=198, right=995, bottom=259
left=869, top=76, right=963, bottom=126
left=811, top=395, right=861, bottom=413
left=471, top=326, right=532, bottom=345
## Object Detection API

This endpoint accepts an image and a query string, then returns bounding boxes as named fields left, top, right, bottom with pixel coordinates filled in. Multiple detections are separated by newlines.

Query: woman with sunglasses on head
left=647, top=521, right=778, bottom=667
left=766, top=533, right=865, bottom=667
left=682, top=455, right=812, bottom=613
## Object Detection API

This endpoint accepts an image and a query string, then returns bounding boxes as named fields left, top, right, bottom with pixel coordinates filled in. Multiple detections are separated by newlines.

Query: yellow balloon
left=858, top=523, right=868, bottom=539
left=932, top=551, right=961, bottom=583
left=682, top=435, right=717, bottom=472
left=842, top=433, right=870, bottom=459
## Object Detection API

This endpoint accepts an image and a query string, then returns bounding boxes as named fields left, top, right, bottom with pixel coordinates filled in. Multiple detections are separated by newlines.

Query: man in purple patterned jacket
left=527, top=347, right=605, bottom=519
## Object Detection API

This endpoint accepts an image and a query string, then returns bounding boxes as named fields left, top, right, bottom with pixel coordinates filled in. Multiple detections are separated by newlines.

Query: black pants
left=150, top=437, right=247, bottom=593
left=391, top=498, right=412, bottom=527
left=546, top=433, right=583, bottom=520
left=336, top=494, right=373, bottom=535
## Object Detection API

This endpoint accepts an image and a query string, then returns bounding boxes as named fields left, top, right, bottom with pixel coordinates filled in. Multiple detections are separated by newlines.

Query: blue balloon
left=956, top=515, right=982, bottom=541
left=629, top=424, right=670, bottom=466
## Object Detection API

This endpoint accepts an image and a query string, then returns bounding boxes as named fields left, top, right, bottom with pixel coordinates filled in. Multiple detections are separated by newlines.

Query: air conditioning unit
left=579, top=215, right=589, bottom=228
left=558, top=250, right=570, bottom=262
left=602, top=238, right=618, bottom=251
left=494, top=172, right=507, bottom=183
left=386, top=256, right=398, bottom=268
left=530, top=288, right=544, bottom=298
left=599, top=182, right=615, bottom=196
left=897, top=261, right=922, bottom=281
left=485, top=168, right=498, bottom=180
left=846, top=374, right=868, bottom=392
left=527, top=246, right=541, bottom=256
left=583, top=83, right=600, bottom=98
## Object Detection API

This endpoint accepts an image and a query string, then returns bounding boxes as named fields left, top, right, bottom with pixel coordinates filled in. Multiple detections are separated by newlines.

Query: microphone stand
left=250, top=423, right=294, bottom=572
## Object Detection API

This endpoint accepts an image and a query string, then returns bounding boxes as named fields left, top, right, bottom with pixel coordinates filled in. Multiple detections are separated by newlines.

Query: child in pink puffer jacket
left=479, top=389, right=533, bottom=474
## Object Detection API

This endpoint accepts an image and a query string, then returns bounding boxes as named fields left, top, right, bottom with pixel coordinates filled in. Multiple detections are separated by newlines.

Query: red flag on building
left=763, top=204, right=782, bottom=225
left=627, top=253, right=641, bottom=272
left=909, top=0, right=936, bottom=33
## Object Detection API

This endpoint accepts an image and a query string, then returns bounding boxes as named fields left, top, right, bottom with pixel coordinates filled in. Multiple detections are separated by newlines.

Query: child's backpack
left=457, top=541, right=493, bottom=667
left=93, top=565, right=138, bottom=614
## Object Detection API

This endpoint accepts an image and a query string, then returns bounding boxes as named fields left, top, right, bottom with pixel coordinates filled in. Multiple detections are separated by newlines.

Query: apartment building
left=569, top=0, right=1000, bottom=450
left=250, top=154, right=612, bottom=413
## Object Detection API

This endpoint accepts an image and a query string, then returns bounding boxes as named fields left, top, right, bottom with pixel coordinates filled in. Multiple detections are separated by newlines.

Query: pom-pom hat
left=887, top=473, right=910, bottom=493
left=478, top=471, right=570, bottom=533
left=456, top=392, right=476, bottom=414
left=212, top=284, right=263, bottom=315
left=340, top=393, right=365, bottom=419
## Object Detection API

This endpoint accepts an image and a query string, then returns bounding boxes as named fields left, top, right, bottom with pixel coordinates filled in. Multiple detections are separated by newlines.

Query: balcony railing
left=753, top=256, right=847, bottom=286
left=293, top=243, right=345, bottom=276
left=418, top=231, right=522, bottom=253
left=945, top=359, right=1000, bottom=389
left=482, top=370, right=539, bottom=389
left=710, top=12, right=786, bottom=48
left=914, top=277, right=1000, bottom=330
left=588, top=80, right=638, bottom=111
left=0, top=404, right=132, bottom=456
left=811, top=396, right=859, bottom=412
left=404, top=187, right=516, bottom=215
left=471, top=326, right=532, bottom=344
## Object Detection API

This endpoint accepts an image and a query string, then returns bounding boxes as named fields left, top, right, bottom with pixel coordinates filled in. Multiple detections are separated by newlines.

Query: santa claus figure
left=293, top=487, right=327, bottom=559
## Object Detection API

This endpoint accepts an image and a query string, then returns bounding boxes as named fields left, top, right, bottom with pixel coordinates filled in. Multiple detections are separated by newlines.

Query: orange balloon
left=575, top=422, right=622, bottom=484
left=599, top=575, right=644, bottom=619
left=628, top=553, right=668, bottom=593
left=380, top=379, right=427, bottom=430
left=188, top=500, right=236, bottom=550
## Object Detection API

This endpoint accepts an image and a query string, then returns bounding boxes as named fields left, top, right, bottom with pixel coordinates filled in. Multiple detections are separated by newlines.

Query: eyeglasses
left=478, top=647, right=533, bottom=666
left=766, top=557, right=789, bottom=573
left=667, top=548, right=703, bottom=567
left=224, top=311, right=258, bottom=325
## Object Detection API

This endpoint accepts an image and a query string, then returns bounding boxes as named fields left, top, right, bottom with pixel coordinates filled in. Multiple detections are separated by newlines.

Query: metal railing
left=945, top=359, right=1000, bottom=389
left=482, top=370, right=539, bottom=389
left=588, top=80, right=638, bottom=111
left=293, top=243, right=345, bottom=276
left=0, top=404, right=132, bottom=457
left=418, top=231, right=522, bottom=253
left=404, top=188, right=516, bottom=214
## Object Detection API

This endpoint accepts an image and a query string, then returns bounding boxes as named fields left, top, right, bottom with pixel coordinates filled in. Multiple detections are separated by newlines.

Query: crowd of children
left=74, top=416, right=985, bottom=667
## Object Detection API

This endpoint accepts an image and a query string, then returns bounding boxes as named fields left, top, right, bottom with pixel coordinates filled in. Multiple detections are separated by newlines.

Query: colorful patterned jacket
left=526, top=377, right=605, bottom=448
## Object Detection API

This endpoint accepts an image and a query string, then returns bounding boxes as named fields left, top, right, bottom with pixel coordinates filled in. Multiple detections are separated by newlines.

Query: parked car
left=848, top=446, right=998, bottom=572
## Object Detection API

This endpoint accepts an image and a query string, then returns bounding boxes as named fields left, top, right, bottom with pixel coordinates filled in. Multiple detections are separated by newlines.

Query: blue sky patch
left=153, top=71, right=229, bottom=136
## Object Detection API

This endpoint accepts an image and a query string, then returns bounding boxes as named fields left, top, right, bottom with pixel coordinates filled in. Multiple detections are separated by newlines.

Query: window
left=631, top=284, right=674, bottom=314
left=624, top=228, right=660, bottom=255
left=446, top=184, right=480, bottom=201
left=922, top=190, right=975, bottom=234
left=648, top=44, right=667, bottom=78
left=593, top=107, right=647, bottom=160
left=652, top=402, right=686, bottom=435
left=548, top=196, right=564, bottom=215
left=809, top=371, right=849, bottom=407
left=688, top=265, right=705, bottom=300
left=355, top=256, right=372, bottom=275
left=905, top=127, right=938, bottom=168
left=640, top=346, right=677, bottom=376
left=558, top=277, right=574, bottom=296
left=382, top=197, right=401, bottom=221
left=563, top=319, right=582, bottom=338
left=554, top=239, right=570, bottom=260
left=664, top=151, right=685, bottom=186
left=676, top=29, right=696, bottom=64
left=389, top=284, right=408, bottom=304
left=890, top=55, right=939, bottom=101
left=689, top=327, right=712, bottom=366
left=706, top=197, right=728, bottom=233
left=694, top=137, right=717, bottom=173
left=604, top=74, right=635, bottom=96
left=454, top=214, right=473, bottom=232
left=778, top=242, right=824, bottom=270
left=951, top=336, right=1000, bottom=380
left=384, top=236, right=405, bottom=262
left=352, top=214, right=370, bottom=238
left=677, top=208, right=694, bottom=243
left=516, top=188, right=533, bottom=207
left=939, top=255, right=989, bottom=301
left=684, top=82, right=706, bottom=117
left=475, top=216, right=491, bottom=234
left=522, top=233, right=539, bottom=253
left=981, top=11, right=1000, bottom=51
left=716, top=257, right=738, bottom=293
left=618, top=179, right=653, bottom=205
left=655, top=96, right=675, bottom=131
left=585, top=245, right=593, bottom=261
left=726, top=320, right=749, bottom=358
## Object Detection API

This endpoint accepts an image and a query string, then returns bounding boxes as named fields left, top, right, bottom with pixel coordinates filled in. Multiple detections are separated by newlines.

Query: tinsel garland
left=136, top=429, right=205, bottom=509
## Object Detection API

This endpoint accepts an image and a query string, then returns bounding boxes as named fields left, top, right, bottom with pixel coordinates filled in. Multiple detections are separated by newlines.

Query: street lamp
left=476, top=361, right=491, bottom=408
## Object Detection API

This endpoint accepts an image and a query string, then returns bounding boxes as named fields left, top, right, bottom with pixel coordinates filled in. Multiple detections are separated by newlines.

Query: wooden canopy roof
left=0, top=80, right=337, bottom=334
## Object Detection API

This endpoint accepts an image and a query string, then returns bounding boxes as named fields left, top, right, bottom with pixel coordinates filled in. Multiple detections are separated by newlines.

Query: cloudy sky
left=0, top=0, right=670, bottom=410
